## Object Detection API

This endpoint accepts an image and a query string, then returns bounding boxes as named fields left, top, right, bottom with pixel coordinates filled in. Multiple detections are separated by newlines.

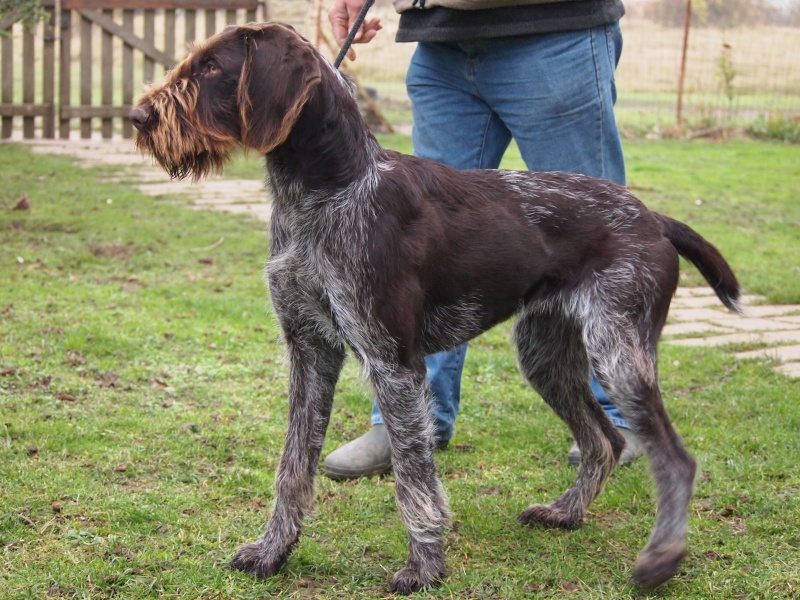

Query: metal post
left=676, top=0, right=691, bottom=129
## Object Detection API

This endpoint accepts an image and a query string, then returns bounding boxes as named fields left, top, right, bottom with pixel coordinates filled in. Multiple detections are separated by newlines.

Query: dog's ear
left=237, top=23, right=322, bottom=154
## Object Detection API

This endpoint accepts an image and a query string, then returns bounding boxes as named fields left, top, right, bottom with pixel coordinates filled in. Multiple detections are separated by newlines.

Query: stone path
left=19, top=138, right=272, bottom=222
left=14, top=138, right=800, bottom=378
left=664, top=288, right=800, bottom=377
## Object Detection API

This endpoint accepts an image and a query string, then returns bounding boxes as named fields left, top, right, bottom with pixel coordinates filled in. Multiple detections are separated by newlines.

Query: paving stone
left=706, top=316, right=800, bottom=331
left=187, top=202, right=272, bottom=221
left=776, top=362, right=800, bottom=377
left=137, top=182, right=190, bottom=195
left=16, top=138, right=273, bottom=224
left=738, top=295, right=765, bottom=306
left=740, top=304, right=800, bottom=317
left=736, top=344, right=800, bottom=362
left=26, top=139, right=143, bottom=167
left=668, top=293, right=763, bottom=309
left=674, top=287, right=717, bottom=298
left=663, top=322, right=735, bottom=336
left=667, top=295, right=728, bottom=309
left=668, top=308, right=732, bottom=322
left=667, top=329, right=800, bottom=347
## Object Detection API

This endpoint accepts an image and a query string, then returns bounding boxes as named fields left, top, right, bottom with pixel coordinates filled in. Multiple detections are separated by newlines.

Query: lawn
left=1, top=138, right=798, bottom=599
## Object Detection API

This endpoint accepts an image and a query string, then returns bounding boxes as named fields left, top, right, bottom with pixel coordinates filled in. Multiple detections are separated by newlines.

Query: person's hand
left=328, top=0, right=382, bottom=61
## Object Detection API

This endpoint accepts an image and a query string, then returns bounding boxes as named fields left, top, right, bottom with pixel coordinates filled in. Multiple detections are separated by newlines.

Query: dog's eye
left=203, top=62, right=220, bottom=77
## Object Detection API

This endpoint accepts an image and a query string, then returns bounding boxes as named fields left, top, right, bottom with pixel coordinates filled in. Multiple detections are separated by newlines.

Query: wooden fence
left=1, top=0, right=263, bottom=139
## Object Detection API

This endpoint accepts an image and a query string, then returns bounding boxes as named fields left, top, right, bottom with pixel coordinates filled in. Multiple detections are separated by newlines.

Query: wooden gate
left=1, top=0, right=263, bottom=140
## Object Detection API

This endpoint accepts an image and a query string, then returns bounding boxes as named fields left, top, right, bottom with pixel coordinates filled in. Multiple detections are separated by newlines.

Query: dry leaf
left=13, top=194, right=30, bottom=211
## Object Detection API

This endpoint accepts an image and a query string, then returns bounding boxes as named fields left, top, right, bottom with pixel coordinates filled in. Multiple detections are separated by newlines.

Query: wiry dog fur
left=131, top=22, right=742, bottom=594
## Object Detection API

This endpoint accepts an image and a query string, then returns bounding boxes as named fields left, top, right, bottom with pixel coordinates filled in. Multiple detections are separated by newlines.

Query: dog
left=130, top=22, right=741, bottom=594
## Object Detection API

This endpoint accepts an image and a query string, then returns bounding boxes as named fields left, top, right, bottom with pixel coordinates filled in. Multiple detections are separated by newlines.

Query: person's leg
left=470, top=24, right=641, bottom=465
left=419, top=343, right=469, bottom=443
left=473, top=24, right=625, bottom=185
left=405, top=42, right=512, bottom=170
left=323, top=42, right=510, bottom=479
left=368, top=345, right=466, bottom=441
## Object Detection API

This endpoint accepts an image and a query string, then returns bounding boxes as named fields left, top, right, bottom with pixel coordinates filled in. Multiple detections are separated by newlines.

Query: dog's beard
left=133, top=116, right=236, bottom=181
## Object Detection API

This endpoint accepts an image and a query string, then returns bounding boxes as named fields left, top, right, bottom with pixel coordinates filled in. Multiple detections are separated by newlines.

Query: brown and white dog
left=130, top=22, right=741, bottom=594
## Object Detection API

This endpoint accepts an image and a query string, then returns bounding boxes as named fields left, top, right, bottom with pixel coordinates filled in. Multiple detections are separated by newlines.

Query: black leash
left=333, top=0, right=376, bottom=69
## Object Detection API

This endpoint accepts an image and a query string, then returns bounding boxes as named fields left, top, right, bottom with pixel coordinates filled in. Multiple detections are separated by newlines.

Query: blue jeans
left=372, top=24, right=630, bottom=439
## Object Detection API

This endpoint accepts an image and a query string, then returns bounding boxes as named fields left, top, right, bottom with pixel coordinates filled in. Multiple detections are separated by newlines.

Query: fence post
left=122, top=8, right=134, bottom=138
left=43, top=4, right=57, bottom=138
left=79, top=10, right=92, bottom=138
left=1, top=14, right=13, bottom=138
left=676, top=0, right=691, bottom=129
left=22, top=19, right=35, bottom=137
left=59, top=4, right=71, bottom=138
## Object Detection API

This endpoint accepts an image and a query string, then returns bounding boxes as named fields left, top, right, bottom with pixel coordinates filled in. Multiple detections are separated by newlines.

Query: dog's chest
left=267, top=215, right=373, bottom=341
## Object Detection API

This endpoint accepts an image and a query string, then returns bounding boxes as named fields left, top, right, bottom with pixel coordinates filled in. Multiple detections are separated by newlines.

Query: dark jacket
left=394, top=0, right=625, bottom=43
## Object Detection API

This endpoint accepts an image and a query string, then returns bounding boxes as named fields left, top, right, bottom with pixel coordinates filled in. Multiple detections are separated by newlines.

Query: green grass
left=1, top=139, right=799, bottom=599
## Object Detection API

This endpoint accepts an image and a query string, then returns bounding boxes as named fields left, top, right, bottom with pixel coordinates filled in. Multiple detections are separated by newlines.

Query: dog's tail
left=656, top=213, right=742, bottom=314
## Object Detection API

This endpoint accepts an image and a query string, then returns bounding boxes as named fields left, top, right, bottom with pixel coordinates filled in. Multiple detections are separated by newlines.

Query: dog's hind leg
left=587, top=323, right=696, bottom=588
left=367, top=357, right=451, bottom=595
left=230, top=326, right=346, bottom=579
left=513, top=307, right=625, bottom=530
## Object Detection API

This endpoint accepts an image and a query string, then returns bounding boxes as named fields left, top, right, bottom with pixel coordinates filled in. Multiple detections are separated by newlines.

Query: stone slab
left=668, top=295, right=728, bottom=309
left=21, top=139, right=142, bottom=167
left=663, top=322, right=735, bottom=336
left=668, top=308, right=733, bottom=322
left=674, top=287, right=718, bottom=298
left=739, top=305, right=800, bottom=318
left=187, top=203, right=272, bottom=221
left=706, top=316, right=800, bottom=331
left=736, top=345, right=800, bottom=363
left=667, top=329, right=800, bottom=347
left=776, top=362, right=800, bottom=377
left=669, top=294, right=762, bottom=309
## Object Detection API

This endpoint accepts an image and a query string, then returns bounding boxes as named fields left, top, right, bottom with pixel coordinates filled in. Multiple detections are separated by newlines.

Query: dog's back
left=367, top=157, right=735, bottom=355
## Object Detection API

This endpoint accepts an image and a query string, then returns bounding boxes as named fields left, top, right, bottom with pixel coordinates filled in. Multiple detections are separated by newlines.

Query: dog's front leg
left=231, top=331, right=345, bottom=579
left=369, top=359, right=451, bottom=594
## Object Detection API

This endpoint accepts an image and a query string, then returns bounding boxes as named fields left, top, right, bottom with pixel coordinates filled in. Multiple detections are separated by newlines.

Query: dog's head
left=130, top=22, right=322, bottom=180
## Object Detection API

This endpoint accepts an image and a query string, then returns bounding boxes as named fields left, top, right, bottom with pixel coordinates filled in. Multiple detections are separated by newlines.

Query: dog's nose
left=129, top=106, right=151, bottom=131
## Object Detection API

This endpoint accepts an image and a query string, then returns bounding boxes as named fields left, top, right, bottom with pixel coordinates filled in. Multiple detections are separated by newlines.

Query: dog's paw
left=632, top=542, right=684, bottom=588
left=518, top=503, right=582, bottom=530
left=229, top=542, right=287, bottom=579
left=389, top=565, right=443, bottom=596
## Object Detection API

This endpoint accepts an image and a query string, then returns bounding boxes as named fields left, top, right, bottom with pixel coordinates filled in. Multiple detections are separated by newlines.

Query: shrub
left=748, top=113, right=800, bottom=143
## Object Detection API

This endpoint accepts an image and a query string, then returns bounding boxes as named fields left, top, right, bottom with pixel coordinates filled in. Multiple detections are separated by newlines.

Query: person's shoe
left=567, top=427, right=644, bottom=467
left=323, top=424, right=392, bottom=480
left=322, top=424, right=449, bottom=481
